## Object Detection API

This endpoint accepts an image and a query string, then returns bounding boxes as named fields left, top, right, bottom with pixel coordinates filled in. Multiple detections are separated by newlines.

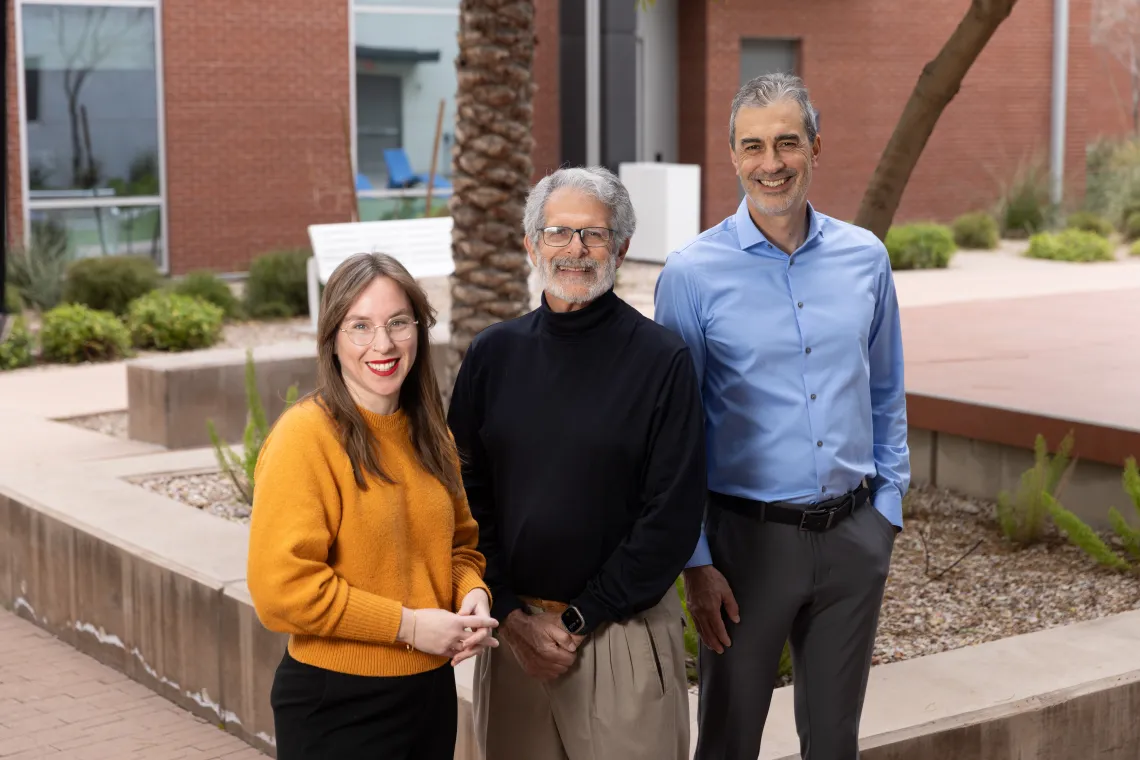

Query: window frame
left=348, top=0, right=457, bottom=205
left=15, top=0, right=169, bottom=272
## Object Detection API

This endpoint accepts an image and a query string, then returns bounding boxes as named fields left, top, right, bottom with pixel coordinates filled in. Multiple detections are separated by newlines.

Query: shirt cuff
left=872, top=484, right=904, bottom=529
left=684, top=531, right=713, bottom=568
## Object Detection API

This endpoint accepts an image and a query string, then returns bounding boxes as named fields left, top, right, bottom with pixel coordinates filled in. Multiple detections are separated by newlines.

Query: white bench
left=305, top=216, right=455, bottom=330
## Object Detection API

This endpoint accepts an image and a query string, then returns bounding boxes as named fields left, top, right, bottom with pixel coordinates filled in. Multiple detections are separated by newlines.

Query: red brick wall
left=6, top=0, right=22, bottom=247
left=532, top=0, right=561, bottom=180
left=161, top=0, right=351, bottom=274
left=684, top=0, right=1096, bottom=230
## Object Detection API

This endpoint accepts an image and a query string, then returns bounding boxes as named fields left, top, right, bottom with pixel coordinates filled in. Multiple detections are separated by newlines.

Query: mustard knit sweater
left=246, top=398, right=489, bottom=677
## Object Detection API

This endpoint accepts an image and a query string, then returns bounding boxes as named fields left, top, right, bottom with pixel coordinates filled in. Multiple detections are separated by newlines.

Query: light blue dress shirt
left=654, top=199, right=910, bottom=568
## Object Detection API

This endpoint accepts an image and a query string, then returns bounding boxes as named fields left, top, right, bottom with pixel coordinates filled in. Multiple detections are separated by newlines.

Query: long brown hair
left=313, top=252, right=460, bottom=494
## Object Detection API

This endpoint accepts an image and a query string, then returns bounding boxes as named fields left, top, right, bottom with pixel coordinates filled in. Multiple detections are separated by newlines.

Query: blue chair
left=383, top=148, right=451, bottom=190
left=356, top=173, right=374, bottom=191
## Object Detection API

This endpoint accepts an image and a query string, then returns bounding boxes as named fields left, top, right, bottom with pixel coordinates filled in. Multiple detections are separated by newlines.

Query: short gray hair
left=729, top=72, right=818, bottom=149
left=523, top=166, right=636, bottom=253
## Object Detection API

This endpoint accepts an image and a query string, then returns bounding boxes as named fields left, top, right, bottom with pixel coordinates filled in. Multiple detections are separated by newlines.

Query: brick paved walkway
left=0, top=610, right=265, bottom=759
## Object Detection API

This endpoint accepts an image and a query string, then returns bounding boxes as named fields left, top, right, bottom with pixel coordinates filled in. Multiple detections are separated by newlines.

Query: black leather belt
left=709, top=483, right=870, bottom=532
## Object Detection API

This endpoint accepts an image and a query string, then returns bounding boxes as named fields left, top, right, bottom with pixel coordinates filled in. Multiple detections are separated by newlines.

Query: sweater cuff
left=567, top=591, right=614, bottom=637
left=452, top=565, right=491, bottom=612
left=334, top=587, right=404, bottom=644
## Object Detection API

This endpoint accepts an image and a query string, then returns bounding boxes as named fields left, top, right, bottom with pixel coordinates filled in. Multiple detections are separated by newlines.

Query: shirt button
left=805, top=347, right=811, bottom=354
left=797, top=302, right=804, bottom=308
left=810, top=393, right=817, bottom=400
left=817, top=440, right=823, bottom=447
left=821, top=486, right=827, bottom=493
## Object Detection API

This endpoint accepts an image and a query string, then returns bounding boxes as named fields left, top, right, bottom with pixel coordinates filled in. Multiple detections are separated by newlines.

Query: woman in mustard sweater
left=247, top=252, right=498, bottom=759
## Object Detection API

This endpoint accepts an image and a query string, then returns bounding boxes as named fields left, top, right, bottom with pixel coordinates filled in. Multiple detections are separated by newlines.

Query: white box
left=618, top=162, right=701, bottom=264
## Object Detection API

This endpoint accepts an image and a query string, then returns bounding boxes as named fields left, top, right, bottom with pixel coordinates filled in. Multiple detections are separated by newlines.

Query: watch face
left=562, top=606, right=585, bottom=634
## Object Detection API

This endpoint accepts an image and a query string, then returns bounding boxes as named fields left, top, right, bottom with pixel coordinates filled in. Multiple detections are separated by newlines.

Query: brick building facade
left=4, top=0, right=1133, bottom=275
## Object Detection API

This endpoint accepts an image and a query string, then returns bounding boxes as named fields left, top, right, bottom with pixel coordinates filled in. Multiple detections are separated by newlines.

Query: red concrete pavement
left=0, top=609, right=265, bottom=759
left=901, top=288, right=1140, bottom=433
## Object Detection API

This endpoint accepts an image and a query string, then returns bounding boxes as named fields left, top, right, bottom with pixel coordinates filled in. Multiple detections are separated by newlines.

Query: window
left=18, top=0, right=166, bottom=267
left=352, top=0, right=457, bottom=219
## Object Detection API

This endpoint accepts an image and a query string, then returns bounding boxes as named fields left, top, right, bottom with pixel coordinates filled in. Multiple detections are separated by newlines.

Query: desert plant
left=1064, top=210, right=1114, bottom=238
left=950, top=211, right=999, bottom=250
left=0, top=316, right=34, bottom=371
left=244, top=249, right=310, bottom=319
left=126, top=291, right=225, bottom=352
left=884, top=223, right=957, bottom=270
left=998, top=162, right=1050, bottom=238
left=39, top=303, right=132, bottom=364
left=5, top=220, right=70, bottom=311
left=62, top=255, right=159, bottom=316
left=1126, top=211, right=1140, bottom=242
left=1048, top=457, right=1140, bottom=573
left=1025, top=230, right=1115, bottom=263
left=996, top=432, right=1075, bottom=546
left=172, top=271, right=244, bottom=320
left=207, top=349, right=299, bottom=505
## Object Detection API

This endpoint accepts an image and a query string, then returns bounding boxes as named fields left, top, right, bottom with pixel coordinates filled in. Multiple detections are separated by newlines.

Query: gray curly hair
left=523, top=166, right=637, bottom=253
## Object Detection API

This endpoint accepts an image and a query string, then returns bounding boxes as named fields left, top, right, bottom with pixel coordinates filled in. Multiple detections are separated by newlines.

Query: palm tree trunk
left=446, top=0, right=536, bottom=394
left=854, top=0, right=1020, bottom=240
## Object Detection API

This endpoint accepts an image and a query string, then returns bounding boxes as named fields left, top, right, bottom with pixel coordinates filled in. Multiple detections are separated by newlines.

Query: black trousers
left=270, top=650, right=457, bottom=760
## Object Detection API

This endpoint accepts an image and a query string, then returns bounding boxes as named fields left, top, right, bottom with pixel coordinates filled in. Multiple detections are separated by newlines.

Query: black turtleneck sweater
left=447, top=289, right=707, bottom=634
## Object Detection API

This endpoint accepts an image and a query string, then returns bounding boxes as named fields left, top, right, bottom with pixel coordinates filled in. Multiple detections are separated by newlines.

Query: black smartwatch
left=560, top=605, right=586, bottom=635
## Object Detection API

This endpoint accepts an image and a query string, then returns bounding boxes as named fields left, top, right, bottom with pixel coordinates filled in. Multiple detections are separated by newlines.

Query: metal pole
left=1049, top=0, right=1069, bottom=208
left=585, top=0, right=601, bottom=167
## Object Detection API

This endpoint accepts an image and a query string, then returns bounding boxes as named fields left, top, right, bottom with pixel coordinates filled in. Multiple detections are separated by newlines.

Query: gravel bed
left=59, top=410, right=129, bottom=439
left=142, top=473, right=1140, bottom=676
left=131, top=470, right=251, bottom=524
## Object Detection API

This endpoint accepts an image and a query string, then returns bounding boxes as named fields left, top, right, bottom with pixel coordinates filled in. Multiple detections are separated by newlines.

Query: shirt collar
left=734, top=197, right=824, bottom=253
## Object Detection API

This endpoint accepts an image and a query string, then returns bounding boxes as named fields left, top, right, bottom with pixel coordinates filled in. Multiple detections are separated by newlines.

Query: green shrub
left=127, top=291, right=225, bottom=352
left=998, top=162, right=1050, bottom=238
left=951, top=212, right=999, bottom=250
left=996, top=432, right=1074, bottom=546
left=62, top=255, right=159, bottom=316
left=208, top=349, right=299, bottom=505
left=39, top=303, right=132, bottom=364
left=1125, top=211, right=1140, bottom=242
left=1083, top=137, right=1140, bottom=229
left=172, top=271, right=244, bottom=320
left=0, top=317, right=34, bottom=371
left=4, top=283, right=24, bottom=313
left=884, top=224, right=956, bottom=270
left=245, top=249, right=310, bottom=319
left=5, top=220, right=70, bottom=311
left=1065, top=210, right=1114, bottom=238
left=1025, top=230, right=1115, bottom=263
left=1130, top=240, right=1140, bottom=256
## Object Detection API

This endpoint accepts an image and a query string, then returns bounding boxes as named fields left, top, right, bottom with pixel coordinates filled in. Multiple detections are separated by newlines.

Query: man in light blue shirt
left=654, top=73, right=909, bottom=760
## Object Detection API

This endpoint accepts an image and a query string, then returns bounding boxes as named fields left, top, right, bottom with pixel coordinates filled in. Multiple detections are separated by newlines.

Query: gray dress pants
left=693, top=496, right=896, bottom=760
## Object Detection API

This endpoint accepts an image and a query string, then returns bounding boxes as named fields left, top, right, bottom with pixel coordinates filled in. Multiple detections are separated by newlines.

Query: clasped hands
left=500, top=609, right=585, bottom=681
left=396, top=588, right=500, bottom=666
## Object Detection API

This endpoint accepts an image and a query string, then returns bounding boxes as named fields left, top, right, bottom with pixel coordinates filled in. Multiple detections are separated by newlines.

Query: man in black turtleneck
left=447, top=166, right=706, bottom=760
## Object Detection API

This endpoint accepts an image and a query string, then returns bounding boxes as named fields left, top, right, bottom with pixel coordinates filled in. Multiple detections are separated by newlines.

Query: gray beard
left=537, top=253, right=617, bottom=304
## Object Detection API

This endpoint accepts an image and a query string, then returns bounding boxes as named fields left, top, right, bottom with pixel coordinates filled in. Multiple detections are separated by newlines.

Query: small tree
left=207, top=349, right=298, bottom=505
left=1092, top=0, right=1140, bottom=134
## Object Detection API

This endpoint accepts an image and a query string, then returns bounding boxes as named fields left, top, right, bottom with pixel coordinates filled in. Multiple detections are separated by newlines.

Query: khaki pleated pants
left=473, top=590, right=690, bottom=760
